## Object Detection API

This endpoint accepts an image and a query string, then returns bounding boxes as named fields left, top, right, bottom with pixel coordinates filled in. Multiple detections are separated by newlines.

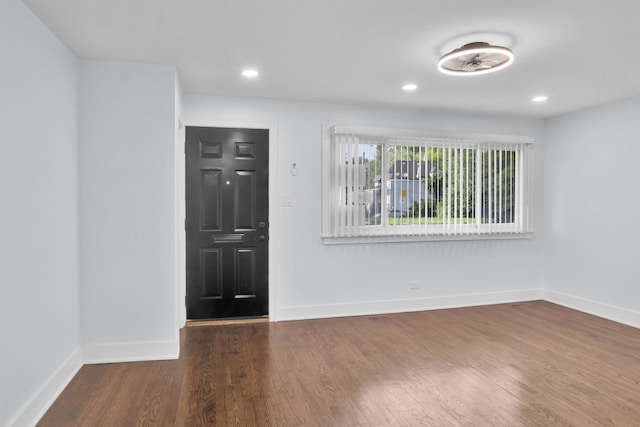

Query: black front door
left=185, top=126, right=269, bottom=319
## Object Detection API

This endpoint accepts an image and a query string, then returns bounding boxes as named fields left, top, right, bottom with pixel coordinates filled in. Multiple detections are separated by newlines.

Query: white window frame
left=321, top=125, right=534, bottom=244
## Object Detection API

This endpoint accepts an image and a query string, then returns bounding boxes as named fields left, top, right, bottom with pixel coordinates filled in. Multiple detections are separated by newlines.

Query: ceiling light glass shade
left=242, top=69, right=259, bottom=77
left=438, top=42, right=514, bottom=76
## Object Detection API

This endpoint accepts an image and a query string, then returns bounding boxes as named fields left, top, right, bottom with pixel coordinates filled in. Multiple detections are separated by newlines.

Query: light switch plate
left=280, top=194, right=294, bottom=207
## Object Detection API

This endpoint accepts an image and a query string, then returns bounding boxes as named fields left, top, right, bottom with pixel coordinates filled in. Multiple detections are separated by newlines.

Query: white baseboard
left=83, top=339, right=180, bottom=364
left=8, top=348, right=83, bottom=427
left=8, top=340, right=180, bottom=425
left=544, top=290, right=640, bottom=329
left=277, top=289, right=545, bottom=321
left=277, top=289, right=640, bottom=331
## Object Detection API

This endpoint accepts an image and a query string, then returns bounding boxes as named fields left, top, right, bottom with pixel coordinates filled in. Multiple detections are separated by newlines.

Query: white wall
left=183, top=96, right=547, bottom=319
left=78, top=61, right=179, bottom=359
left=0, top=0, right=81, bottom=425
left=545, top=97, right=640, bottom=312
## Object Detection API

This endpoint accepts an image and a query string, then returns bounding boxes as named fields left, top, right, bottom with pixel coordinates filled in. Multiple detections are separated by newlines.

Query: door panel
left=234, top=170, right=256, bottom=230
left=235, top=248, right=256, bottom=297
left=200, top=170, right=222, bottom=230
left=200, top=248, right=222, bottom=299
left=186, top=126, right=269, bottom=319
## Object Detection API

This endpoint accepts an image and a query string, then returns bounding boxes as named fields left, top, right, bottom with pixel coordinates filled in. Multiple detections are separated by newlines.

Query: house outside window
left=321, top=126, right=534, bottom=244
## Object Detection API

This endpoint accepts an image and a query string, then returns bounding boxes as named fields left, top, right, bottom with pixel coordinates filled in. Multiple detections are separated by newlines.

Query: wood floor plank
left=38, top=301, right=640, bottom=426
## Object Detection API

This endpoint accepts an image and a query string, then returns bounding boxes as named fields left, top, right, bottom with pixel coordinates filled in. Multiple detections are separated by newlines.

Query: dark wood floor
left=38, top=301, right=640, bottom=426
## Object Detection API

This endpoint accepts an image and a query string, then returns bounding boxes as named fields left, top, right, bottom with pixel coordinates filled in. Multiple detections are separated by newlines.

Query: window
left=321, top=126, right=534, bottom=244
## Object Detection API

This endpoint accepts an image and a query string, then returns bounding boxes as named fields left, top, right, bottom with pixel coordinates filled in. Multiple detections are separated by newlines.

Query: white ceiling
left=23, top=0, right=640, bottom=118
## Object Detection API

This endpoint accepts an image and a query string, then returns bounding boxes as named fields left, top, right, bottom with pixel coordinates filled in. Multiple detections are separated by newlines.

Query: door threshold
left=185, top=316, right=269, bottom=327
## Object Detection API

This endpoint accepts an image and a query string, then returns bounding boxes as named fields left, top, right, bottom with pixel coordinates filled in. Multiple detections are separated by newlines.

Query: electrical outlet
left=409, top=281, right=420, bottom=290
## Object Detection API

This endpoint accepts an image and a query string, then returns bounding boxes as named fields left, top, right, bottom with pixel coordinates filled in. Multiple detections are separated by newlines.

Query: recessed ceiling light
left=438, top=42, right=514, bottom=76
left=402, top=84, right=417, bottom=91
left=242, top=69, right=259, bottom=78
left=532, top=95, right=548, bottom=103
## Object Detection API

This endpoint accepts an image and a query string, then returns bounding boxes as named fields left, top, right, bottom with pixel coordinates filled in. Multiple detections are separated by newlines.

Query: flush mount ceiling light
left=438, top=42, right=514, bottom=76
left=241, top=69, right=259, bottom=78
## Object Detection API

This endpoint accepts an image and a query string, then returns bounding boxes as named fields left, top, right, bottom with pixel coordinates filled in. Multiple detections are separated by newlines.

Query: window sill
left=322, top=232, right=534, bottom=245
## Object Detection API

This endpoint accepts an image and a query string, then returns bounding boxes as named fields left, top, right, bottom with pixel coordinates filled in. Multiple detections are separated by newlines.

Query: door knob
left=255, top=235, right=266, bottom=242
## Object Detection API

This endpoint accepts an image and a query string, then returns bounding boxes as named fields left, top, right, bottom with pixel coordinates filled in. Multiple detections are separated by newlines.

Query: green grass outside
left=366, top=217, right=477, bottom=226
left=388, top=217, right=476, bottom=226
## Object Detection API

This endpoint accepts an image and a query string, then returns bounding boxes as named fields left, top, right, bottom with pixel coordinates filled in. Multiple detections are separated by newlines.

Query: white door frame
left=176, top=119, right=279, bottom=325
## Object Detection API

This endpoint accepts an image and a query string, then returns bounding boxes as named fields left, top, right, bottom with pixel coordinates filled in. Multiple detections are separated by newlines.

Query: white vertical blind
left=346, top=134, right=354, bottom=236
left=323, top=126, right=534, bottom=243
